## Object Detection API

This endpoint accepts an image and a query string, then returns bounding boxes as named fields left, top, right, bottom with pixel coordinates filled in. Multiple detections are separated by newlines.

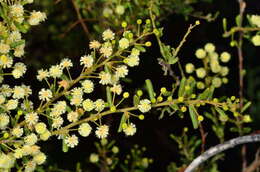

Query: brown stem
left=244, top=149, right=260, bottom=172
left=237, top=0, right=247, bottom=171
left=71, top=0, right=91, bottom=40
left=60, top=18, right=97, bottom=38
left=199, top=123, right=207, bottom=153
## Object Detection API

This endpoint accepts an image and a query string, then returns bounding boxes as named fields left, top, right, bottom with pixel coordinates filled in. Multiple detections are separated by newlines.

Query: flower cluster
left=185, top=43, right=231, bottom=89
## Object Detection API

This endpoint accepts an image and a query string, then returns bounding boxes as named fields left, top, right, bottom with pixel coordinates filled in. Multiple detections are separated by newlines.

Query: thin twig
left=199, top=123, right=207, bottom=153
left=244, top=149, right=260, bottom=172
left=184, top=134, right=260, bottom=172
left=71, top=0, right=91, bottom=40
left=237, top=0, right=247, bottom=171
left=59, top=18, right=97, bottom=38
left=223, top=27, right=260, bottom=37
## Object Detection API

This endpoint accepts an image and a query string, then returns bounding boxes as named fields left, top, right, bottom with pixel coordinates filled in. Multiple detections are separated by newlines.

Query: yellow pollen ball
left=198, top=115, right=204, bottom=121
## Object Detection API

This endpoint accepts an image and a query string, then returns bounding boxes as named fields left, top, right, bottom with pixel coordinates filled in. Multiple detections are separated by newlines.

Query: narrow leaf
left=117, top=112, right=127, bottom=133
left=188, top=105, right=199, bottom=129
left=145, top=79, right=155, bottom=100
left=241, top=101, right=251, bottom=113
left=62, top=139, right=69, bottom=153
left=178, top=77, right=186, bottom=97
left=106, top=86, right=112, bottom=107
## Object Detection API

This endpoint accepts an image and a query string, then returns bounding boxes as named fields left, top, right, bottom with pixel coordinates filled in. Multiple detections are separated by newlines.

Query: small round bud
left=204, top=43, right=215, bottom=53
left=196, top=82, right=205, bottom=89
left=137, top=19, right=142, bottom=25
left=184, top=127, right=188, bottom=132
left=252, top=35, right=260, bottom=46
left=222, top=77, right=228, bottom=84
left=185, top=63, right=195, bottom=74
left=145, top=41, right=152, bottom=47
left=115, top=5, right=125, bottom=15
left=157, top=96, right=163, bottom=102
left=230, top=41, right=236, bottom=47
left=90, top=153, right=99, bottom=163
left=195, top=20, right=200, bottom=25
left=138, top=114, right=145, bottom=120
left=40, top=130, right=51, bottom=141
left=196, top=68, right=206, bottom=78
left=212, top=77, right=222, bottom=88
left=112, top=146, right=119, bottom=154
left=160, top=87, right=167, bottom=94
left=191, top=94, right=196, bottom=99
left=167, top=96, right=173, bottom=101
left=220, top=52, right=231, bottom=63
left=198, top=115, right=204, bottom=121
left=178, top=97, right=184, bottom=102
left=153, top=29, right=160, bottom=36
left=35, top=122, right=47, bottom=134
left=145, top=19, right=151, bottom=24
left=243, top=115, right=252, bottom=123
left=123, top=92, right=129, bottom=98
left=195, top=49, right=206, bottom=59
left=223, top=105, right=229, bottom=111
left=233, top=112, right=239, bottom=117
left=151, top=98, right=156, bottom=104
left=122, top=123, right=127, bottom=129
left=101, top=138, right=108, bottom=146
left=17, top=110, right=23, bottom=115
left=110, top=106, right=116, bottom=112
left=181, top=106, right=187, bottom=112
left=231, top=96, right=236, bottom=101
left=121, top=21, right=127, bottom=28
left=3, top=132, right=9, bottom=138
left=137, top=90, right=143, bottom=96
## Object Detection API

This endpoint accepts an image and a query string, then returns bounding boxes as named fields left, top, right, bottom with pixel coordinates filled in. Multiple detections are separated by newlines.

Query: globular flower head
left=0, top=113, right=9, bottom=129
left=28, top=11, right=47, bottom=26
left=119, top=38, right=130, bottom=49
left=100, top=46, right=113, bottom=58
left=0, top=55, right=13, bottom=68
left=196, top=68, right=206, bottom=78
left=220, top=52, right=231, bottom=63
left=39, top=88, right=52, bottom=101
left=185, top=63, right=195, bottom=74
left=67, top=111, right=79, bottom=122
left=12, top=127, right=23, bottom=137
left=110, top=84, right=122, bottom=95
left=60, top=58, right=73, bottom=69
left=37, top=69, right=49, bottom=81
left=95, top=125, right=109, bottom=139
left=94, top=99, right=105, bottom=112
left=80, top=55, right=94, bottom=68
left=252, top=35, right=260, bottom=46
left=33, top=152, right=46, bottom=165
left=204, top=43, right=215, bottom=53
left=25, top=112, right=39, bottom=126
left=138, top=99, right=151, bottom=113
left=99, top=71, right=112, bottom=85
left=65, top=135, right=79, bottom=148
left=78, top=123, right=92, bottom=137
left=195, top=48, right=206, bottom=59
left=81, top=79, right=94, bottom=93
left=102, top=29, right=115, bottom=41
left=123, top=123, right=137, bottom=136
left=35, top=122, right=47, bottom=134
left=49, top=65, right=62, bottom=78
left=24, top=133, right=38, bottom=145
left=115, top=65, right=128, bottom=78
left=89, top=40, right=101, bottom=49
left=82, top=99, right=94, bottom=111
left=250, top=15, right=260, bottom=27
